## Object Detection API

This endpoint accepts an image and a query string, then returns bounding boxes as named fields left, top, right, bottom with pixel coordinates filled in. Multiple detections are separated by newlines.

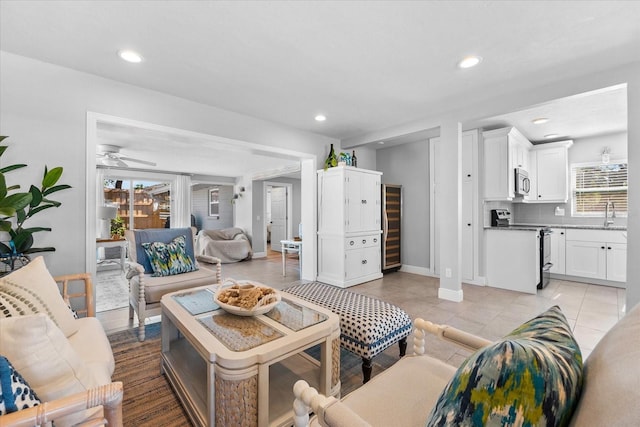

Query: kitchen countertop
left=485, top=224, right=627, bottom=231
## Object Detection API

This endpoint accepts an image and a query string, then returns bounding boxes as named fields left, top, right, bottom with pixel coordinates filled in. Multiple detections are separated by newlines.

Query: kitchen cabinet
left=317, top=166, right=383, bottom=288
left=485, top=228, right=539, bottom=294
left=549, top=228, right=566, bottom=274
left=528, top=141, right=573, bottom=203
left=483, top=127, right=532, bottom=201
left=565, top=229, right=626, bottom=282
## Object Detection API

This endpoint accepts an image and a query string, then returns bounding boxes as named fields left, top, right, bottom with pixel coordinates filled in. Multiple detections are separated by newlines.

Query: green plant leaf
left=0, top=220, right=12, bottom=232
left=0, top=242, right=11, bottom=255
left=13, top=232, right=33, bottom=253
left=19, top=227, right=52, bottom=234
left=27, top=204, right=55, bottom=216
left=0, top=174, right=6, bottom=199
left=0, top=146, right=6, bottom=157
left=29, top=185, right=43, bottom=207
left=16, top=207, right=26, bottom=223
left=42, top=167, right=63, bottom=188
left=0, top=193, right=32, bottom=211
left=0, top=207, right=16, bottom=217
left=42, top=184, right=72, bottom=196
left=0, top=164, right=27, bottom=174
left=7, top=185, right=21, bottom=191
left=24, top=247, right=55, bottom=254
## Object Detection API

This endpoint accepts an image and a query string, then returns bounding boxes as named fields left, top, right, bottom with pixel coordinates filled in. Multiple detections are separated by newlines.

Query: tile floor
left=97, top=252, right=625, bottom=365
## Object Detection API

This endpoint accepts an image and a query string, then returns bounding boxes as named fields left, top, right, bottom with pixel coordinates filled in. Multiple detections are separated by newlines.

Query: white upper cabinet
left=528, top=141, right=573, bottom=203
left=483, top=127, right=532, bottom=201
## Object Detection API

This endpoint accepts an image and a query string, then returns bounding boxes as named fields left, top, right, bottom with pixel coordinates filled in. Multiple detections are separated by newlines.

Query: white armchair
left=293, top=304, right=640, bottom=427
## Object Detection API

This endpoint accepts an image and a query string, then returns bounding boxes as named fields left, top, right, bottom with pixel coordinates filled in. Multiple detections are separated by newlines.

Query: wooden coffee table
left=160, top=285, right=341, bottom=427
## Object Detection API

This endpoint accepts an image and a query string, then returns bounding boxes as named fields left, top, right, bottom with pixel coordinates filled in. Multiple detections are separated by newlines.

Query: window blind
left=572, top=162, right=627, bottom=215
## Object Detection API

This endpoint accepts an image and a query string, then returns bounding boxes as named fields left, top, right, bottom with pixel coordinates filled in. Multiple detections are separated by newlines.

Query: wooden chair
left=0, top=271, right=122, bottom=426
left=0, top=382, right=124, bottom=427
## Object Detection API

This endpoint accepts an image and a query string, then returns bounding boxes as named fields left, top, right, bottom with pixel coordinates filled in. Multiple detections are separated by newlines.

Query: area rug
left=96, top=268, right=129, bottom=312
left=109, top=323, right=399, bottom=426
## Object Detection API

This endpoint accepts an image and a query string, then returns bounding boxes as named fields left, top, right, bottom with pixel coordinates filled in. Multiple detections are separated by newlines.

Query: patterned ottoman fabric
left=284, top=282, right=412, bottom=360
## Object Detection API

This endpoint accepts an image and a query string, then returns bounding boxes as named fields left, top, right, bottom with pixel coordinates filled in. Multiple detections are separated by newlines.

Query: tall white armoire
left=317, top=166, right=383, bottom=288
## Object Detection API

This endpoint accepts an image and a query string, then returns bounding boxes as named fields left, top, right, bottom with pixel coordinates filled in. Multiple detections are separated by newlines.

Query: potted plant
left=0, top=136, right=71, bottom=259
left=110, top=216, right=126, bottom=239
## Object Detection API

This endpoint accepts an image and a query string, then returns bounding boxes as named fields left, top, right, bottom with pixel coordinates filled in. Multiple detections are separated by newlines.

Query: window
left=572, top=161, right=627, bottom=216
left=209, top=187, right=220, bottom=217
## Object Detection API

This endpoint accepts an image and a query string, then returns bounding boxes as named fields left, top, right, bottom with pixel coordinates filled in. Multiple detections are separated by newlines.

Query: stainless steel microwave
left=515, top=168, right=530, bottom=196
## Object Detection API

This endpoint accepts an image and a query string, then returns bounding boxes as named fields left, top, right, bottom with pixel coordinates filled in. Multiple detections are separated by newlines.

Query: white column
left=626, top=70, right=640, bottom=311
left=437, top=119, right=463, bottom=302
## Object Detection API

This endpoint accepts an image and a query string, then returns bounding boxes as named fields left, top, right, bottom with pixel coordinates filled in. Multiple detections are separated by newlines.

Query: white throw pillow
left=0, top=256, right=79, bottom=337
left=0, top=314, right=100, bottom=426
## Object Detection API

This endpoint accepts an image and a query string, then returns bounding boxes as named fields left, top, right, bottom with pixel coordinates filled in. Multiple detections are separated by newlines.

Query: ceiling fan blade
left=98, top=156, right=128, bottom=167
left=119, top=156, right=157, bottom=167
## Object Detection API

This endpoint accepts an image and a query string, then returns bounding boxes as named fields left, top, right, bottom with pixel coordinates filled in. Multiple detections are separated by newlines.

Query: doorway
left=264, top=182, right=293, bottom=253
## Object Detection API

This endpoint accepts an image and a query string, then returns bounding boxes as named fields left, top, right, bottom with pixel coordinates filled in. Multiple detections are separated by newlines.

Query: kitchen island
left=485, top=227, right=542, bottom=294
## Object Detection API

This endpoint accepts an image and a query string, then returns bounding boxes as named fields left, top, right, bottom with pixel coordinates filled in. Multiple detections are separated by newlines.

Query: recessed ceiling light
left=532, top=118, right=549, bottom=125
left=378, top=141, right=385, bottom=145
left=458, top=55, right=482, bottom=69
left=315, top=115, right=326, bottom=122
left=544, top=134, right=559, bottom=139
left=118, top=50, right=143, bottom=63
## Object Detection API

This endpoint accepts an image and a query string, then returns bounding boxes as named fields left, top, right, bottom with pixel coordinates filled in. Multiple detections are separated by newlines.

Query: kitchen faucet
left=604, top=201, right=616, bottom=227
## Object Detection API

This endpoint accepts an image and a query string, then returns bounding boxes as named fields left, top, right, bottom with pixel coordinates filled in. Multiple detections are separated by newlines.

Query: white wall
left=192, top=185, right=234, bottom=230
left=376, top=140, right=430, bottom=269
left=0, top=51, right=336, bottom=276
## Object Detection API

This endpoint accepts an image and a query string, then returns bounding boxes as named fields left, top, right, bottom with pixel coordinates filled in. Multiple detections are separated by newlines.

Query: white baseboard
left=252, top=252, right=267, bottom=259
left=399, top=265, right=435, bottom=277
left=438, top=287, right=464, bottom=302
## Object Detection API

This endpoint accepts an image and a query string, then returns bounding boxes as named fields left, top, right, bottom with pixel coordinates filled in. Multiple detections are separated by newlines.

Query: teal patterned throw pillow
left=141, top=235, right=198, bottom=277
left=426, top=305, right=583, bottom=427
left=0, top=355, right=41, bottom=415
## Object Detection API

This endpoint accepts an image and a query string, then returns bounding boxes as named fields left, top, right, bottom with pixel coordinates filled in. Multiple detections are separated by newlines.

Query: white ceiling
left=1, top=1, right=638, bottom=176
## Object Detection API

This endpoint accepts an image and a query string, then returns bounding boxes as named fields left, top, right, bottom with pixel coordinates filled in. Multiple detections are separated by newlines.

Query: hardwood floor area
left=97, top=251, right=625, bottom=362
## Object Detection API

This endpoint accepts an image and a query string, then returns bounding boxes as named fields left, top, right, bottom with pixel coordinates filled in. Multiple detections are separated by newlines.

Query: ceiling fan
left=96, top=144, right=157, bottom=167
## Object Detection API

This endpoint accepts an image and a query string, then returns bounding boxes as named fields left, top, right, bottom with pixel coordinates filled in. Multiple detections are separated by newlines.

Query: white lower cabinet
left=565, top=229, right=626, bottom=282
left=318, top=233, right=382, bottom=288
left=485, top=229, right=539, bottom=294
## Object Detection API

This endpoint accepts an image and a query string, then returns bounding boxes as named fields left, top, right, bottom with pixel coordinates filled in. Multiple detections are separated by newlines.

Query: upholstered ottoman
left=284, top=281, right=412, bottom=383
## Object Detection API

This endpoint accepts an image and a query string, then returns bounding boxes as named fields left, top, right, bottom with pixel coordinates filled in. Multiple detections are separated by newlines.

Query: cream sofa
left=0, top=258, right=122, bottom=426
left=294, top=302, right=640, bottom=427
left=125, top=227, right=222, bottom=341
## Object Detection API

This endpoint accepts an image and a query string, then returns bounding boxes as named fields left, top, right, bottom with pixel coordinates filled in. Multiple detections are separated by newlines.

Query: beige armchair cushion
left=129, top=264, right=220, bottom=304
left=67, top=316, right=116, bottom=384
left=0, top=314, right=101, bottom=427
left=569, top=302, right=640, bottom=426
left=310, top=356, right=456, bottom=427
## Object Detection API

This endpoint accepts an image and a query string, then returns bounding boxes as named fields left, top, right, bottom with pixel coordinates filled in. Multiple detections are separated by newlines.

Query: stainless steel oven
left=538, top=228, right=552, bottom=289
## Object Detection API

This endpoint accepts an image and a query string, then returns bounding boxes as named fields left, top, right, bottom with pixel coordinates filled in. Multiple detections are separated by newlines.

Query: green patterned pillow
left=141, top=235, right=198, bottom=277
left=426, top=306, right=583, bottom=427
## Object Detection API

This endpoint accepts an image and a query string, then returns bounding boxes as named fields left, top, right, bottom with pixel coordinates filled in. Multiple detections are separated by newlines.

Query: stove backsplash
left=483, top=201, right=627, bottom=228
left=512, top=202, right=627, bottom=227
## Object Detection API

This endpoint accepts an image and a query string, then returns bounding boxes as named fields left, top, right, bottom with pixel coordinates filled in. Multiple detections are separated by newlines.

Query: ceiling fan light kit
left=96, top=144, right=157, bottom=167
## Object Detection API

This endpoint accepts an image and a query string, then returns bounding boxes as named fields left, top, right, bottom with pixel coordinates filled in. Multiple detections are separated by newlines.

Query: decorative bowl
left=214, top=279, right=281, bottom=316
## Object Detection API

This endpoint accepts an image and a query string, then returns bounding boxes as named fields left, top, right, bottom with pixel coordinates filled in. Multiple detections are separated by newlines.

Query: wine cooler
left=382, top=184, right=402, bottom=271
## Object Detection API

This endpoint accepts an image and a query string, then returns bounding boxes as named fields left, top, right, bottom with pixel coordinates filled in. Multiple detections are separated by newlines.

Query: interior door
left=270, top=186, right=287, bottom=252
